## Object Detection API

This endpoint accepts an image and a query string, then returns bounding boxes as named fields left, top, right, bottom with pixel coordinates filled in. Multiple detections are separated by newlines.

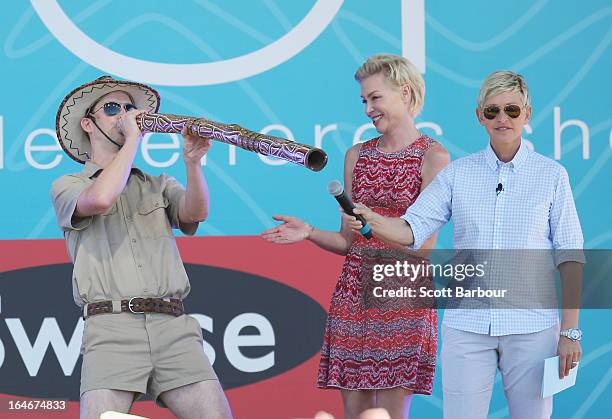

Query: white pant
left=441, top=323, right=560, bottom=419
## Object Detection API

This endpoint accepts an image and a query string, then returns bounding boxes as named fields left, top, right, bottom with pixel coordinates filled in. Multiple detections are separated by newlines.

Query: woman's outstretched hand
left=261, top=215, right=313, bottom=244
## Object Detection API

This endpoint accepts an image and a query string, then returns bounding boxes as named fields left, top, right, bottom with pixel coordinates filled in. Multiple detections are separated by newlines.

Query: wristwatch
left=560, top=328, right=582, bottom=341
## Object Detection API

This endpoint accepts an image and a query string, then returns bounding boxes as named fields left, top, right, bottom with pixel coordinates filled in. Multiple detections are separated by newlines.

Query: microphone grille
left=327, top=180, right=343, bottom=196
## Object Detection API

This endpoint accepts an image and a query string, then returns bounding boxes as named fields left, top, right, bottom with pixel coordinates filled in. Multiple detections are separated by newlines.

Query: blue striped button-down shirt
left=402, top=140, right=584, bottom=336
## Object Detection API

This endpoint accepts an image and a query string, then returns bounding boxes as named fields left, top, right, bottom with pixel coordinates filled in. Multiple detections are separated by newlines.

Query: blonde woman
left=263, top=54, right=449, bottom=419
left=351, top=71, right=584, bottom=419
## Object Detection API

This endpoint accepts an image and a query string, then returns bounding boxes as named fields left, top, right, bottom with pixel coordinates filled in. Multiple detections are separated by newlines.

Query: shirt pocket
left=137, top=195, right=173, bottom=238
left=526, top=200, right=552, bottom=241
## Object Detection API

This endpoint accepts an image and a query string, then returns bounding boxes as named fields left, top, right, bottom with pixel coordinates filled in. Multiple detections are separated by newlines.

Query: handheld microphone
left=327, top=180, right=372, bottom=239
left=496, top=183, right=504, bottom=195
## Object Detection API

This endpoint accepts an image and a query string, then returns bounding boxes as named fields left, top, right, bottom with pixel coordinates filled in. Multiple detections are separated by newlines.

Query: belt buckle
left=128, top=297, right=145, bottom=314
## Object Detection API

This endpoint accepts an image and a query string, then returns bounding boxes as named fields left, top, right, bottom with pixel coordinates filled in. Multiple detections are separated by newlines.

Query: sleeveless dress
left=316, top=135, right=438, bottom=394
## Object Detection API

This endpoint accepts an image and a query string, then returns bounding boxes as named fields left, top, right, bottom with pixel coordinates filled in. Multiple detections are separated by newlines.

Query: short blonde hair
left=355, top=54, right=425, bottom=115
left=478, top=71, right=531, bottom=109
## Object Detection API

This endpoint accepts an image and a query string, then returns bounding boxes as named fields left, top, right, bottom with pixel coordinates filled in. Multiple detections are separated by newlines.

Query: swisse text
left=0, top=312, right=275, bottom=377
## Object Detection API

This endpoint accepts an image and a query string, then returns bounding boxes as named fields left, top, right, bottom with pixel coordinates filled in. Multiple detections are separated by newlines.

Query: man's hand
left=117, top=109, right=146, bottom=144
left=558, top=337, right=581, bottom=379
left=182, top=127, right=211, bottom=165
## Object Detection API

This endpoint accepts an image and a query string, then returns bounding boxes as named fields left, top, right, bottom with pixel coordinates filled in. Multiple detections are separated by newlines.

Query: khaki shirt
left=51, top=162, right=198, bottom=307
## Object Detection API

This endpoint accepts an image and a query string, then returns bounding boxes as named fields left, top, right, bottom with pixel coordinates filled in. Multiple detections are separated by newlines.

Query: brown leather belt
left=84, top=297, right=184, bottom=319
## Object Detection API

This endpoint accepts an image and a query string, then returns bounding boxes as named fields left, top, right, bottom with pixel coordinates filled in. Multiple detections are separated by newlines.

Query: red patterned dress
left=316, top=135, right=438, bottom=393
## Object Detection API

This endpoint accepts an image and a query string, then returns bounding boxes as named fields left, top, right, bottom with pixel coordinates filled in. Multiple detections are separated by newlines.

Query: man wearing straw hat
left=51, top=76, right=232, bottom=419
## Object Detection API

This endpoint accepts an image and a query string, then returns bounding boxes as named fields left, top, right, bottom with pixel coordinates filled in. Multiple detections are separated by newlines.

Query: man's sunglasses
left=482, top=104, right=522, bottom=120
left=88, top=102, right=137, bottom=117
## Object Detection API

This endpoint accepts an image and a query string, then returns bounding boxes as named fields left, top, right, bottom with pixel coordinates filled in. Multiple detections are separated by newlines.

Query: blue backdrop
left=1, top=1, right=610, bottom=417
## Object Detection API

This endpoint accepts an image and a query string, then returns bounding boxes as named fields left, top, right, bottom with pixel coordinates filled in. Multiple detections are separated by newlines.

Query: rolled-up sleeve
left=162, top=174, right=199, bottom=236
left=50, top=175, right=91, bottom=231
left=550, top=166, right=585, bottom=266
left=401, top=163, right=453, bottom=249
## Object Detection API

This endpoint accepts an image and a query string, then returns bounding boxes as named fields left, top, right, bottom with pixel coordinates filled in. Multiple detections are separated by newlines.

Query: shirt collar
left=483, top=140, right=529, bottom=172
left=82, top=161, right=145, bottom=180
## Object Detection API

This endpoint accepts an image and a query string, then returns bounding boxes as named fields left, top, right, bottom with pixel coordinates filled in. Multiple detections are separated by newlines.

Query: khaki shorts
left=80, top=312, right=217, bottom=403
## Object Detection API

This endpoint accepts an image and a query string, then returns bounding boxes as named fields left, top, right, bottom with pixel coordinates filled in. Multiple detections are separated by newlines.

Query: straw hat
left=55, top=76, right=160, bottom=163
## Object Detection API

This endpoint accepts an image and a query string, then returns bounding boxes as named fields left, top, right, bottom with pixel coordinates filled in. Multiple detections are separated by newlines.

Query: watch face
left=569, top=329, right=581, bottom=340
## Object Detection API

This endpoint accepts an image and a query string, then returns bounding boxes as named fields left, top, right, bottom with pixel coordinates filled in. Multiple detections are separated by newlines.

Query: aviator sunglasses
left=482, top=104, right=522, bottom=120
left=87, top=101, right=137, bottom=117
